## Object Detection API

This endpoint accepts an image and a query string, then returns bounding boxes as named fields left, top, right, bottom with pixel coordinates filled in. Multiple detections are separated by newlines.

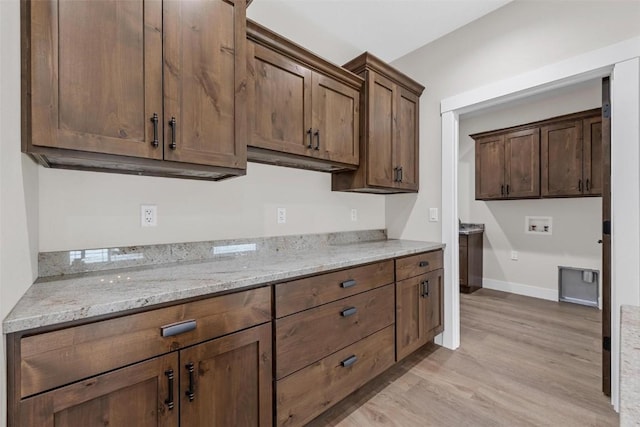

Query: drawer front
left=275, top=284, right=394, bottom=379
left=275, top=260, right=394, bottom=318
left=276, top=325, right=395, bottom=427
left=20, top=287, right=271, bottom=398
left=395, top=250, right=443, bottom=281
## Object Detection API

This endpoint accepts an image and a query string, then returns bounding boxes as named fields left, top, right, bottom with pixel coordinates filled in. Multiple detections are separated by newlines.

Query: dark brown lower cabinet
left=18, top=353, right=179, bottom=427
left=179, top=323, right=272, bottom=427
left=396, top=269, right=444, bottom=361
left=459, top=233, right=483, bottom=293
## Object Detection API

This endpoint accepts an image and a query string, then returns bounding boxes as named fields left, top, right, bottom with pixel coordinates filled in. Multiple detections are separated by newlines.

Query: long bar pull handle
left=393, top=167, right=399, bottom=182
left=501, top=185, right=505, bottom=196
left=185, top=362, right=195, bottom=402
left=164, top=369, right=175, bottom=410
left=340, top=355, right=358, bottom=368
left=586, top=179, right=590, bottom=192
left=578, top=179, right=583, bottom=192
left=341, top=279, right=356, bottom=288
left=151, top=113, right=159, bottom=148
left=169, top=117, right=177, bottom=150
left=307, top=128, right=313, bottom=149
left=506, top=184, right=510, bottom=195
left=314, top=130, right=320, bottom=150
left=398, top=167, right=403, bottom=182
left=161, top=319, right=196, bottom=337
left=341, top=307, right=357, bottom=317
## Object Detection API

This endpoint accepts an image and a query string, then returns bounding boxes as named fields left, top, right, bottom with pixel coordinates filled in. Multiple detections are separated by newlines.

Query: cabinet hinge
left=603, top=220, right=611, bottom=236
left=603, top=336, right=611, bottom=351
left=603, top=102, right=611, bottom=119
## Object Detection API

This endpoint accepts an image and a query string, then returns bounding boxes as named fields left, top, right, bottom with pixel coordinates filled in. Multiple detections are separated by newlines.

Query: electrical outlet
left=277, top=207, right=286, bottom=224
left=511, top=250, right=518, bottom=261
left=350, top=209, right=358, bottom=222
left=141, top=205, right=157, bottom=227
left=429, top=208, right=438, bottom=222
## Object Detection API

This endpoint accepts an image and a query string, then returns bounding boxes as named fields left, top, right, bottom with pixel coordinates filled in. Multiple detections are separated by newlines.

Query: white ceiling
left=248, top=0, right=513, bottom=64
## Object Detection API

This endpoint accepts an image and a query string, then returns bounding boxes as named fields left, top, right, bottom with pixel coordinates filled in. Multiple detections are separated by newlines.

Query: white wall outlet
left=511, top=250, right=518, bottom=261
left=141, top=205, right=157, bottom=227
left=277, top=207, right=286, bottom=224
left=429, top=208, right=438, bottom=222
left=350, top=208, right=358, bottom=222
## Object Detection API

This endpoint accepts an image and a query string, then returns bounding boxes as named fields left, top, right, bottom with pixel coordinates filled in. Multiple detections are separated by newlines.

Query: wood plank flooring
left=309, top=289, right=618, bottom=426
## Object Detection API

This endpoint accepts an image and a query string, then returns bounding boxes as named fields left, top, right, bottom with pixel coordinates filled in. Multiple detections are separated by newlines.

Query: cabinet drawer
left=274, top=260, right=394, bottom=318
left=275, top=284, right=394, bottom=379
left=19, top=287, right=271, bottom=398
left=395, top=250, right=443, bottom=281
left=276, top=325, right=395, bottom=427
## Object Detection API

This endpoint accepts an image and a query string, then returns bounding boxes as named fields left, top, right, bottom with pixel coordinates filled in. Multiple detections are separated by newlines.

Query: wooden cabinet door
left=163, top=0, right=246, bottom=169
left=366, top=72, right=396, bottom=188
left=179, top=323, right=272, bottom=427
left=475, top=135, right=505, bottom=200
left=541, top=120, right=583, bottom=197
left=396, top=275, right=424, bottom=361
left=584, top=116, right=603, bottom=196
left=504, top=128, right=540, bottom=198
left=394, top=86, right=420, bottom=191
left=248, top=42, right=312, bottom=157
left=312, top=73, right=359, bottom=165
left=423, top=269, right=444, bottom=342
left=19, top=353, right=178, bottom=427
left=28, top=0, right=163, bottom=159
left=459, top=237, right=468, bottom=286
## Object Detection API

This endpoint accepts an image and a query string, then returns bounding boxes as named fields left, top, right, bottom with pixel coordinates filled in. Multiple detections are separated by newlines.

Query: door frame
left=438, top=37, right=640, bottom=411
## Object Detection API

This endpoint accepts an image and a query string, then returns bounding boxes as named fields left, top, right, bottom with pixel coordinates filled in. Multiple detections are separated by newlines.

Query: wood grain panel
left=475, top=135, right=505, bottom=200
left=275, top=261, right=394, bottom=318
left=541, top=120, right=583, bottom=197
left=275, top=285, right=394, bottom=379
left=366, top=72, right=395, bottom=187
left=423, top=269, right=444, bottom=342
left=394, top=87, right=420, bottom=191
left=504, top=128, right=540, bottom=198
left=179, top=323, right=272, bottom=427
left=395, top=275, right=423, bottom=361
left=584, top=116, right=603, bottom=196
left=18, top=353, right=178, bottom=427
left=28, top=0, right=163, bottom=159
left=395, top=250, right=443, bottom=281
left=20, top=287, right=270, bottom=398
left=276, top=326, right=395, bottom=427
left=248, top=42, right=312, bottom=157
left=459, top=235, right=468, bottom=286
left=312, top=73, right=359, bottom=165
left=163, top=0, right=246, bottom=168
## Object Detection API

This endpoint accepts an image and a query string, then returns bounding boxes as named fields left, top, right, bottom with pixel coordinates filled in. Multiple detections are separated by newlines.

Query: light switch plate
left=277, top=207, right=286, bottom=224
left=429, top=208, right=438, bottom=222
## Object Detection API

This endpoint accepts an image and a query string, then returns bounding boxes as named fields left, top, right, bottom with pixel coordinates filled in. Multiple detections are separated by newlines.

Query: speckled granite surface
left=459, top=223, right=484, bottom=235
left=4, top=237, right=443, bottom=334
left=621, top=305, right=640, bottom=426
left=39, top=229, right=388, bottom=277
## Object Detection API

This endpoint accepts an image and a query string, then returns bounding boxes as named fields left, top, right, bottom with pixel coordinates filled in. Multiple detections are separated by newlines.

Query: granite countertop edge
left=3, top=239, right=444, bottom=334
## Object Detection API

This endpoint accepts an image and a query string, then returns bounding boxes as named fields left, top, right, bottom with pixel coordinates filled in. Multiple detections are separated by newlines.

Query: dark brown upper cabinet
left=541, top=115, right=602, bottom=197
left=472, top=108, right=602, bottom=200
left=22, top=0, right=247, bottom=181
left=475, top=128, right=540, bottom=200
left=246, top=20, right=361, bottom=172
left=332, top=52, right=425, bottom=194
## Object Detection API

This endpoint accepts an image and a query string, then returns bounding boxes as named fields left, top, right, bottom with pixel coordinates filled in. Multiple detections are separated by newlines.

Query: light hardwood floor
left=310, top=289, right=618, bottom=426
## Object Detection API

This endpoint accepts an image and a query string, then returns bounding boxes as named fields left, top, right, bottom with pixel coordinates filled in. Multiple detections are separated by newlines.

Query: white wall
left=389, top=0, right=640, bottom=242
left=458, top=80, right=602, bottom=299
left=0, top=1, right=40, bottom=425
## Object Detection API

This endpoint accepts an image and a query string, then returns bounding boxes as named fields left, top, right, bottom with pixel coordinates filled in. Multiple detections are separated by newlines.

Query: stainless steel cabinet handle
left=161, top=319, right=196, bottom=337
left=340, top=279, right=356, bottom=288
left=341, top=307, right=357, bottom=317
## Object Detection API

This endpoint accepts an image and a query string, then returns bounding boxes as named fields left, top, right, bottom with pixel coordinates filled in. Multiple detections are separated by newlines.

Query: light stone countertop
left=620, top=304, right=640, bottom=426
left=3, top=239, right=444, bottom=334
left=459, top=223, right=485, bottom=235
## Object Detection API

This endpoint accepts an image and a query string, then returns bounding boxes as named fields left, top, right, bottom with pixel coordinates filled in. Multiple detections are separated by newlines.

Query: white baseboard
left=482, top=278, right=558, bottom=302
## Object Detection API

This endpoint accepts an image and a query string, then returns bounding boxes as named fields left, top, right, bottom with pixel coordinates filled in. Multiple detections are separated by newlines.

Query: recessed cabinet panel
left=30, top=0, right=163, bottom=159
left=367, top=74, right=395, bottom=187
left=163, top=0, right=246, bottom=168
left=505, top=129, right=540, bottom=198
left=249, top=42, right=312, bottom=157
left=584, top=117, right=603, bottom=196
left=395, top=88, right=420, bottom=191
left=475, top=135, right=505, bottom=200
left=541, top=120, right=583, bottom=197
left=312, top=73, right=359, bottom=165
